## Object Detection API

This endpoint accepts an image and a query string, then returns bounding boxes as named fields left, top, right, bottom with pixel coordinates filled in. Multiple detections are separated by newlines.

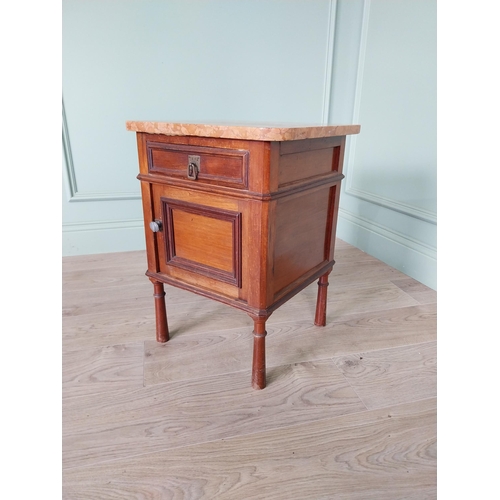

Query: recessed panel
left=278, top=148, right=334, bottom=187
left=273, top=188, right=331, bottom=295
left=172, top=210, right=233, bottom=273
left=161, top=198, right=242, bottom=287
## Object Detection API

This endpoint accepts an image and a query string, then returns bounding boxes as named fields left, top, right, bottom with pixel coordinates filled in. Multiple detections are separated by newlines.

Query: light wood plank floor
left=62, top=240, right=437, bottom=499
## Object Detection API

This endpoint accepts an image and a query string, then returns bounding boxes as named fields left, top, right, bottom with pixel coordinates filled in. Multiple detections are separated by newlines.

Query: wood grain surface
left=63, top=359, right=366, bottom=468
left=62, top=239, right=437, bottom=499
left=63, top=399, right=436, bottom=500
left=63, top=342, right=143, bottom=397
left=390, top=277, right=437, bottom=305
left=334, top=341, right=437, bottom=409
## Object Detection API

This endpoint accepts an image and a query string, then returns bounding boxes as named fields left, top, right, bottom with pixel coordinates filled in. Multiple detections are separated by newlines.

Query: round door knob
left=149, top=220, right=162, bottom=232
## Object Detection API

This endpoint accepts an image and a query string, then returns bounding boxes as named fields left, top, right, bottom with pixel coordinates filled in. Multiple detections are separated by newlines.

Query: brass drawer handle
left=187, top=155, right=200, bottom=180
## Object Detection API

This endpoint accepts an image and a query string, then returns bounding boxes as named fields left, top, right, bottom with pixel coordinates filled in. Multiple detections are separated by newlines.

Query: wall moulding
left=62, top=98, right=141, bottom=203
left=338, top=0, right=436, bottom=226
left=345, top=185, right=437, bottom=225
left=321, top=0, right=338, bottom=125
left=62, top=218, right=144, bottom=233
left=339, top=208, right=436, bottom=260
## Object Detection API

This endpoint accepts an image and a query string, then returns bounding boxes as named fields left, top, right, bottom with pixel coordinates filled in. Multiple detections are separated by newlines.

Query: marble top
left=126, top=121, right=360, bottom=141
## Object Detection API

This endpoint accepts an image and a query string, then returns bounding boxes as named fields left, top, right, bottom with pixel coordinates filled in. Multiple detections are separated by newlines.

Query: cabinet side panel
left=278, top=148, right=334, bottom=187
left=140, top=181, right=159, bottom=273
left=137, top=133, right=159, bottom=272
left=272, top=187, right=330, bottom=295
left=137, top=133, right=150, bottom=175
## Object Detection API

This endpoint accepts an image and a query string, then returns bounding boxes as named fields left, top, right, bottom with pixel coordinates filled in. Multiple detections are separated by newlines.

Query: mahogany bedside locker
left=126, top=122, right=360, bottom=389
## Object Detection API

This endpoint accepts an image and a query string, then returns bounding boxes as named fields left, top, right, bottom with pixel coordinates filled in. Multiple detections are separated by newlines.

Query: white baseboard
left=62, top=219, right=146, bottom=256
left=337, top=209, right=437, bottom=290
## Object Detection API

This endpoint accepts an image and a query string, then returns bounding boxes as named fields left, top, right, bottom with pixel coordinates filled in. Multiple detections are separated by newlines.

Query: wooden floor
left=62, top=239, right=437, bottom=499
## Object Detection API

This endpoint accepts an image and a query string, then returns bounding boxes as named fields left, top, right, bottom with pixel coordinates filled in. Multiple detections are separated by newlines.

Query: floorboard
left=63, top=399, right=436, bottom=500
left=62, top=239, right=437, bottom=498
left=334, top=341, right=437, bottom=409
left=63, top=359, right=366, bottom=468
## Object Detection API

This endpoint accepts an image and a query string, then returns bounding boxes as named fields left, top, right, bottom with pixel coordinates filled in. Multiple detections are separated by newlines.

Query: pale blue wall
left=63, top=0, right=437, bottom=289
left=62, top=0, right=333, bottom=254
left=331, top=0, right=437, bottom=289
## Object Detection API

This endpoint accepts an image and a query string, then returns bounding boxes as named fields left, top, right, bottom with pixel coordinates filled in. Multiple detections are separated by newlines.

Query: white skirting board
left=337, top=210, right=437, bottom=290
left=62, top=219, right=145, bottom=256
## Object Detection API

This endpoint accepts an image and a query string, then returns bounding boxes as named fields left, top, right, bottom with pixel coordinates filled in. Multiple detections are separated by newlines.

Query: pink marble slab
left=125, top=121, right=360, bottom=141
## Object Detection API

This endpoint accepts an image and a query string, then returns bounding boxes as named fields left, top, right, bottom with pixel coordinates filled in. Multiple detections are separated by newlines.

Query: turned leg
left=251, top=316, right=268, bottom=390
left=150, top=279, right=169, bottom=343
left=314, top=271, right=331, bottom=327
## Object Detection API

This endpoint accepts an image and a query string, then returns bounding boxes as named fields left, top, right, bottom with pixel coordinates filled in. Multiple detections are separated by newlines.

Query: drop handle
left=187, top=155, right=200, bottom=180
left=187, top=162, right=199, bottom=180
left=149, top=219, right=163, bottom=232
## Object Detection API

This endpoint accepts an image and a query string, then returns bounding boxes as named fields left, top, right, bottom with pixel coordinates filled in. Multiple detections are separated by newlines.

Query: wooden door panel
left=171, top=210, right=234, bottom=272
left=161, top=198, right=242, bottom=287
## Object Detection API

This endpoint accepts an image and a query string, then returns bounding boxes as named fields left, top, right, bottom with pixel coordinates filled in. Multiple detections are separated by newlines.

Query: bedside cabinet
left=127, top=122, right=360, bottom=389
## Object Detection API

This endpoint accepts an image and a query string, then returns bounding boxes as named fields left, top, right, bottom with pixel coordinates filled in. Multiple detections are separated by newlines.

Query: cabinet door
left=151, top=184, right=244, bottom=299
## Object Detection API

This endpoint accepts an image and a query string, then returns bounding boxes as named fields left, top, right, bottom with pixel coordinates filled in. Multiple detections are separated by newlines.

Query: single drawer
left=146, top=140, right=249, bottom=189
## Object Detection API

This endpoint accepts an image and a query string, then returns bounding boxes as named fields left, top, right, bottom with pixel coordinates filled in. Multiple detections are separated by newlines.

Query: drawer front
left=146, top=141, right=249, bottom=189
